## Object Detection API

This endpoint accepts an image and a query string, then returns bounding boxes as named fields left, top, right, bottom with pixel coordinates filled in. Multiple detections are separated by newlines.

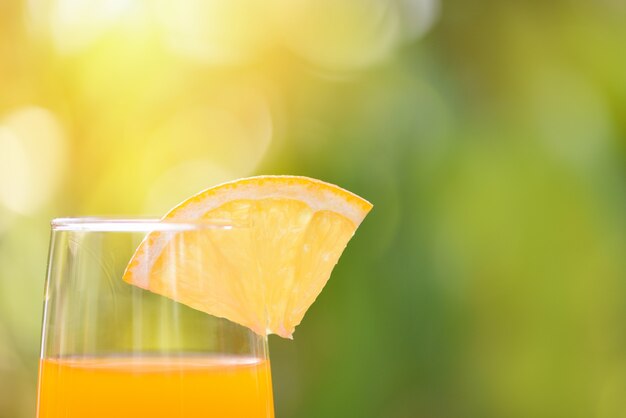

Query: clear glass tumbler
left=36, top=218, right=274, bottom=418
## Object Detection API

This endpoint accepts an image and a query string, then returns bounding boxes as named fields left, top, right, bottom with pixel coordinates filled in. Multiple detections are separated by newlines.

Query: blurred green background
left=1, top=0, right=626, bottom=417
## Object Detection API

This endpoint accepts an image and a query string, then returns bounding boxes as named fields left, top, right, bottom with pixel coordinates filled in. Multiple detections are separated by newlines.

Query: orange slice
left=123, top=175, right=372, bottom=338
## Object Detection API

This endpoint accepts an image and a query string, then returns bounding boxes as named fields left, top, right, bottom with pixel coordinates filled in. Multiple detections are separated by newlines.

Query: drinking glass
left=36, top=218, right=274, bottom=418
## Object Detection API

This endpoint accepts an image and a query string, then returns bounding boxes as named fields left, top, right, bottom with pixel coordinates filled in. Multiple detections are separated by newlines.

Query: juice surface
left=37, top=356, right=274, bottom=418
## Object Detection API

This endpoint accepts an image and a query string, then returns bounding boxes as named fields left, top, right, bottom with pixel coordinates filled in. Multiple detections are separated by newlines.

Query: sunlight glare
left=156, top=0, right=269, bottom=65
left=145, top=160, right=234, bottom=214
left=35, top=0, right=144, bottom=53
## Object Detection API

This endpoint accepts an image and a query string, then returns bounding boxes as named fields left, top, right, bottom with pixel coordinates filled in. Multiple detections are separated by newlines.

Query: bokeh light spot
left=29, top=0, right=144, bottom=53
left=528, top=69, right=613, bottom=167
left=398, top=0, right=440, bottom=40
left=0, top=128, right=30, bottom=215
left=0, top=107, right=67, bottom=214
left=145, top=160, right=234, bottom=214
left=270, top=0, right=401, bottom=70
left=156, top=0, right=270, bottom=65
left=137, top=86, right=273, bottom=212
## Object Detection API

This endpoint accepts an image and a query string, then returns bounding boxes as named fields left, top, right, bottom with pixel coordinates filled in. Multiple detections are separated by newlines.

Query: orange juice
left=37, top=356, right=274, bottom=418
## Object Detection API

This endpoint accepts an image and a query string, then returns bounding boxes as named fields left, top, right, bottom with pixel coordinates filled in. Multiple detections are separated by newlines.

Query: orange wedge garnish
left=123, top=176, right=372, bottom=338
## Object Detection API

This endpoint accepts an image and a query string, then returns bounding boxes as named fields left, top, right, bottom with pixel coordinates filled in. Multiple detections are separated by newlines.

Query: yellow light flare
left=155, top=0, right=272, bottom=65
left=29, top=0, right=146, bottom=54
left=143, top=86, right=273, bottom=176
left=0, top=107, right=67, bottom=215
left=0, top=128, right=30, bottom=215
left=144, top=160, right=234, bottom=215
left=80, top=85, right=274, bottom=215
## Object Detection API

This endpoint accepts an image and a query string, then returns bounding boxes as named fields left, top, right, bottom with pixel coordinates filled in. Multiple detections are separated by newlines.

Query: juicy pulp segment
left=123, top=176, right=371, bottom=338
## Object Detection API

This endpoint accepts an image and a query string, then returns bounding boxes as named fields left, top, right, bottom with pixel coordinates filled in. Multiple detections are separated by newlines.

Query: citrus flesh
left=123, top=176, right=372, bottom=338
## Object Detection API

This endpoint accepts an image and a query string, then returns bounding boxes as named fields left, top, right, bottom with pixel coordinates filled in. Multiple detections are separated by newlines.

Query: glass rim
left=51, top=217, right=245, bottom=232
